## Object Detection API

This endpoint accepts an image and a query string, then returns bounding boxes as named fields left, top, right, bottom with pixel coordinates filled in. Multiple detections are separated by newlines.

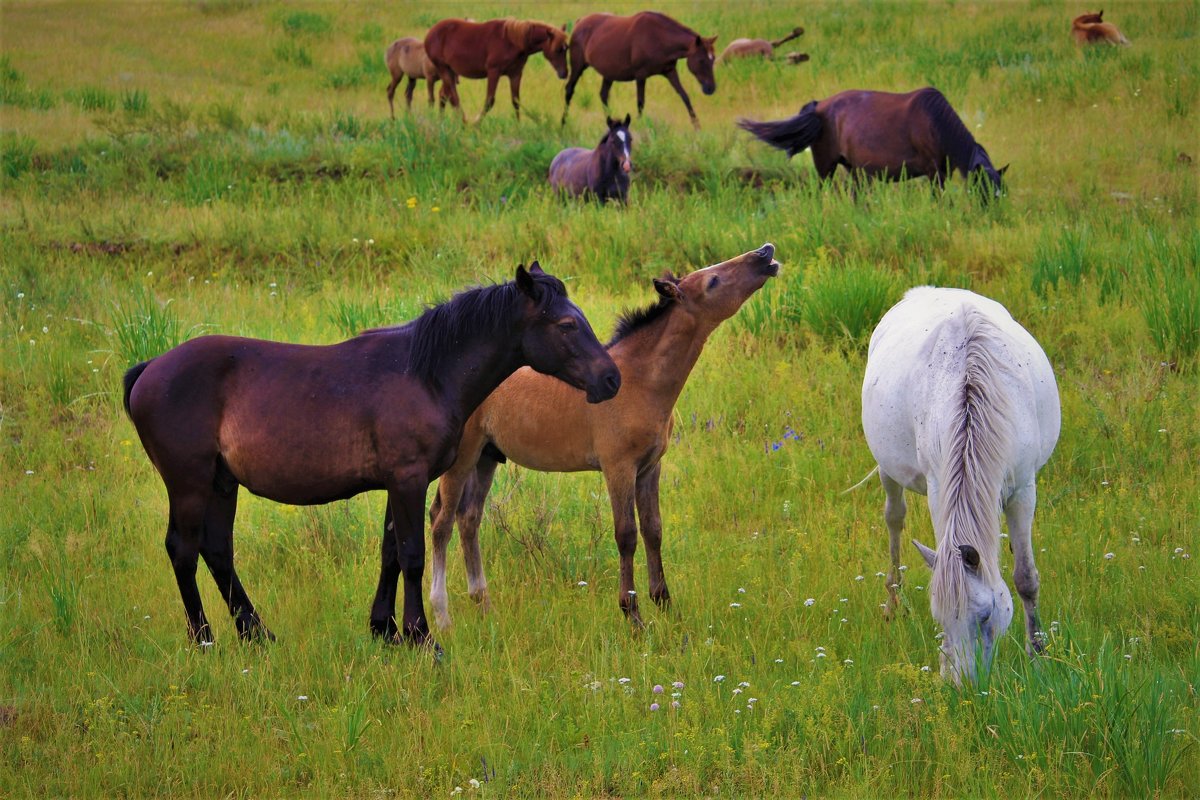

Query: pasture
left=1, top=1, right=1197, bottom=797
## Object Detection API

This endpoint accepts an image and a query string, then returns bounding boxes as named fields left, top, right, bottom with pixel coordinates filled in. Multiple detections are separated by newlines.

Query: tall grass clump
left=109, top=291, right=186, bottom=367
left=1031, top=225, right=1090, bottom=297
left=273, top=39, right=313, bottom=68
left=120, top=88, right=148, bottom=114
left=280, top=10, right=331, bottom=37
left=1136, top=231, right=1200, bottom=371
left=800, top=249, right=899, bottom=347
left=0, top=57, right=55, bottom=110
left=66, top=85, right=117, bottom=112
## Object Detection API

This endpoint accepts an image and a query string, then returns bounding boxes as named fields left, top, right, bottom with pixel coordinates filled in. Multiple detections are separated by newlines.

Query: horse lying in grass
left=1071, top=11, right=1131, bottom=46
left=548, top=115, right=633, bottom=203
left=413, top=244, right=779, bottom=629
left=719, top=26, right=807, bottom=63
left=124, top=264, right=620, bottom=651
left=739, top=87, right=1007, bottom=198
left=861, top=287, right=1060, bottom=683
left=424, top=18, right=569, bottom=121
left=386, top=37, right=439, bottom=117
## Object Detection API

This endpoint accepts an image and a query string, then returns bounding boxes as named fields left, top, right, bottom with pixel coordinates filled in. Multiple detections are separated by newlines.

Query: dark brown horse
left=562, top=12, right=717, bottom=130
left=386, top=37, right=439, bottom=117
left=123, top=265, right=620, bottom=650
left=1071, top=10, right=1130, bottom=45
left=421, top=245, right=779, bottom=630
left=739, top=87, right=1008, bottom=197
left=548, top=114, right=633, bottom=203
left=424, top=18, right=569, bottom=121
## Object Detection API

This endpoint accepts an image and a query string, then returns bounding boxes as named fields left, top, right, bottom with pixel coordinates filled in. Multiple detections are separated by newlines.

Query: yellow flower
left=432, top=206, right=441, bottom=213
left=406, top=197, right=417, bottom=208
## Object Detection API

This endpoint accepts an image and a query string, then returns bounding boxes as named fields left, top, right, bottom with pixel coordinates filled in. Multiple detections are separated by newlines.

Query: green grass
left=1, top=1, right=1197, bottom=797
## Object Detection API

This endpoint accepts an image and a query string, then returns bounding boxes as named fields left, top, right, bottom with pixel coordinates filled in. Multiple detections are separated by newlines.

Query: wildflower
left=729, top=602, right=741, bottom=608
left=297, top=695, right=308, bottom=701
left=855, top=575, right=864, bottom=581
left=451, top=787, right=463, bottom=796
left=774, top=658, right=783, bottom=664
left=406, top=197, right=417, bottom=208
left=804, top=598, right=815, bottom=607
left=738, top=681, right=750, bottom=688
left=653, top=685, right=664, bottom=694
left=816, top=652, right=826, bottom=658
left=671, top=700, right=680, bottom=709
left=713, top=675, right=725, bottom=683
left=911, top=698, right=923, bottom=704
left=738, top=587, right=746, bottom=593
left=815, top=647, right=825, bottom=652
left=875, top=572, right=885, bottom=577
left=921, top=666, right=931, bottom=672
left=843, top=659, right=854, bottom=665
left=468, top=779, right=480, bottom=789
left=650, top=702, right=660, bottom=711
left=618, top=677, right=630, bottom=685
left=1104, top=552, right=1115, bottom=560
left=577, top=581, right=588, bottom=587
left=242, top=669, right=250, bottom=674
left=672, top=681, right=684, bottom=689
left=791, top=681, right=800, bottom=686
left=432, top=206, right=441, bottom=213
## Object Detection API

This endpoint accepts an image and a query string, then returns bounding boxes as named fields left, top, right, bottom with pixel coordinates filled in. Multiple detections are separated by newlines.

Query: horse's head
left=687, top=35, right=719, bottom=96
left=915, top=540, right=1014, bottom=685
left=537, top=23, right=570, bottom=79
left=969, top=147, right=1007, bottom=202
left=515, top=262, right=620, bottom=403
left=1073, top=10, right=1105, bottom=26
left=600, top=115, right=633, bottom=176
left=655, top=243, right=778, bottom=334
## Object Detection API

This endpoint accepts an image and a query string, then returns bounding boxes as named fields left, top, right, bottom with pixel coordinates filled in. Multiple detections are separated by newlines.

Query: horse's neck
left=437, top=333, right=524, bottom=420
left=590, top=149, right=617, bottom=188
left=611, top=311, right=708, bottom=414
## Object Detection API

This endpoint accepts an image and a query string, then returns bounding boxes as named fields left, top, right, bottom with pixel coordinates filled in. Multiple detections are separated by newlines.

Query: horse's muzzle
left=754, top=242, right=780, bottom=276
left=702, top=82, right=716, bottom=96
left=621, top=160, right=632, bottom=174
left=586, top=367, right=622, bottom=403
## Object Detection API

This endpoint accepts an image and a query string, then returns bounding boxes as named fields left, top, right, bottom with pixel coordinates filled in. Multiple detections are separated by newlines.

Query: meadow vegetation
left=1, top=1, right=1197, bottom=796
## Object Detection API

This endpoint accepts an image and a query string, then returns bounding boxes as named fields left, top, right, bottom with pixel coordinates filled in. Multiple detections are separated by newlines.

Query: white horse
left=861, top=287, right=1060, bottom=683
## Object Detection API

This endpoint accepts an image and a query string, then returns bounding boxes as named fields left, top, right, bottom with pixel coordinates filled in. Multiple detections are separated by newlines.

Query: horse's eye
left=707, top=276, right=720, bottom=289
left=558, top=320, right=578, bottom=332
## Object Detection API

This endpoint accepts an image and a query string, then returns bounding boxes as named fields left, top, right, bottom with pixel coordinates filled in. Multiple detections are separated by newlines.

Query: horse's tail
left=770, top=26, right=804, bottom=48
left=929, top=306, right=1014, bottom=618
left=737, top=100, right=822, bottom=158
left=123, top=360, right=151, bottom=417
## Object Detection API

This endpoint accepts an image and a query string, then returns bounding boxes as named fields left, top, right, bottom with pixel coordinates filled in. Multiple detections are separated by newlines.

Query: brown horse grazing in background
left=424, top=18, right=569, bottom=121
left=1071, top=11, right=1130, bottom=45
left=562, top=12, right=717, bottom=130
left=386, top=37, right=439, bottom=117
left=719, top=26, right=806, bottom=62
left=420, top=244, right=779, bottom=630
left=739, top=87, right=1008, bottom=198
left=123, top=264, right=620, bottom=650
left=548, top=114, right=633, bottom=203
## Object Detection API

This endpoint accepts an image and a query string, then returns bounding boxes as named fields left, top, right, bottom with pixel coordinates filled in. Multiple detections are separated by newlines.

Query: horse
left=1071, top=10, right=1130, bottom=46
left=860, top=287, right=1060, bottom=684
left=548, top=115, right=633, bottom=203
left=423, top=18, right=569, bottom=121
left=561, top=12, right=717, bottom=130
left=386, top=37, right=439, bottom=118
left=123, top=264, right=620, bottom=650
left=417, top=244, right=780, bottom=630
left=719, top=26, right=806, bottom=62
left=738, top=87, right=1008, bottom=198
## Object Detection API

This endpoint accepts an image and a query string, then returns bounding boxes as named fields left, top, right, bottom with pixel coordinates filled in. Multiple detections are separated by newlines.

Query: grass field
left=1, top=1, right=1197, bottom=797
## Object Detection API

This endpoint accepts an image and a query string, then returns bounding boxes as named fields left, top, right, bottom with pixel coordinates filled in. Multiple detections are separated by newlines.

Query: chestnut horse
left=424, top=18, right=569, bottom=121
left=123, top=264, right=620, bottom=650
left=739, top=87, right=1008, bottom=198
left=562, top=12, right=717, bottom=130
left=1071, top=10, right=1130, bottom=46
left=719, top=26, right=806, bottom=62
left=418, top=244, right=779, bottom=630
left=548, top=114, right=633, bottom=203
left=386, top=37, right=439, bottom=117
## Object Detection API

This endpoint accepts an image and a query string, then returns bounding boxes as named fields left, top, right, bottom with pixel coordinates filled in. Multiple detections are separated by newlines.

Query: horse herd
left=120, top=8, right=1119, bottom=684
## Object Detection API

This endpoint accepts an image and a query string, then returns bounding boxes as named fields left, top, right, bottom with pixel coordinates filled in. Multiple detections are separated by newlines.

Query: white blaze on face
left=615, top=130, right=631, bottom=169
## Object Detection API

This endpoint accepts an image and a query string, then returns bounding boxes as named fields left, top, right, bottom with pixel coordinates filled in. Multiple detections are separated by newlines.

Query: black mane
left=914, top=87, right=981, bottom=175
left=365, top=270, right=567, bottom=382
left=608, top=295, right=673, bottom=346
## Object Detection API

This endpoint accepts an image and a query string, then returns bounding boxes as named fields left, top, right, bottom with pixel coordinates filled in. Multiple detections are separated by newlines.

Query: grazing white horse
left=861, top=287, right=1060, bottom=683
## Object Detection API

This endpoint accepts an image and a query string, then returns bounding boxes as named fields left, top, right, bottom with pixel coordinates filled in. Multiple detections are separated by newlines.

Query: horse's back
left=721, top=39, right=771, bottom=60
left=863, top=288, right=1059, bottom=490
left=548, top=148, right=590, bottom=193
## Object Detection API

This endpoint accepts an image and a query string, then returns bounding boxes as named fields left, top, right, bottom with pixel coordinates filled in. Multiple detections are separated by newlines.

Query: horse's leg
left=635, top=461, right=669, bottom=608
left=426, top=76, right=437, bottom=107
left=1005, top=483, right=1045, bottom=655
left=508, top=71, right=523, bottom=119
left=404, top=77, right=417, bottom=110
left=479, top=71, right=500, bottom=122
left=164, top=488, right=214, bottom=643
left=603, top=464, right=642, bottom=627
left=599, top=78, right=614, bottom=110
left=561, top=55, right=588, bottom=125
left=430, top=466, right=473, bottom=630
left=636, top=78, right=646, bottom=116
left=388, top=483, right=436, bottom=649
left=387, top=75, right=401, bottom=120
left=369, top=502, right=401, bottom=640
left=663, top=68, right=700, bottom=130
left=198, top=477, right=273, bottom=642
left=458, top=455, right=500, bottom=611
left=880, top=470, right=907, bottom=618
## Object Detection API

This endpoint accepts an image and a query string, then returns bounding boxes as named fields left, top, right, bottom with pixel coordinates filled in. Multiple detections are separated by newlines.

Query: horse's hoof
left=369, top=618, right=399, bottom=641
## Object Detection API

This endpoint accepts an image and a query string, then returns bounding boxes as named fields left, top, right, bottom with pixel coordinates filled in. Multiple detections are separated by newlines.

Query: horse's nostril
left=756, top=243, right=775, bottom=260
left=603, top=371, right=621, bottom=395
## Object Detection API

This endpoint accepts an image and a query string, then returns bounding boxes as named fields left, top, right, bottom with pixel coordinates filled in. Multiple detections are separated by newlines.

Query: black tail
left=123, top=361, right=151, bottom=417
left=738, top=100, right=822, bottom=158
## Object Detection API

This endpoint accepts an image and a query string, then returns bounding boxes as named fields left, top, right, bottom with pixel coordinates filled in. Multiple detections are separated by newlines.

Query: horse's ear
left=704, top=35, right=718, bottom=47
left=623, top=113, right=631, bottom=127
left=998, top=164, right=1010, bottom=177
left=606, top=116, right=617, bottom=128
left=959, top=544, right=981, bottom=571
left=515, top=263, right=539, bottom=298
left=528, top=260, right=546, bottom=275
left=653, top=274, right=682, bottom=301
left=913, top=539, right=936, bottom=569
